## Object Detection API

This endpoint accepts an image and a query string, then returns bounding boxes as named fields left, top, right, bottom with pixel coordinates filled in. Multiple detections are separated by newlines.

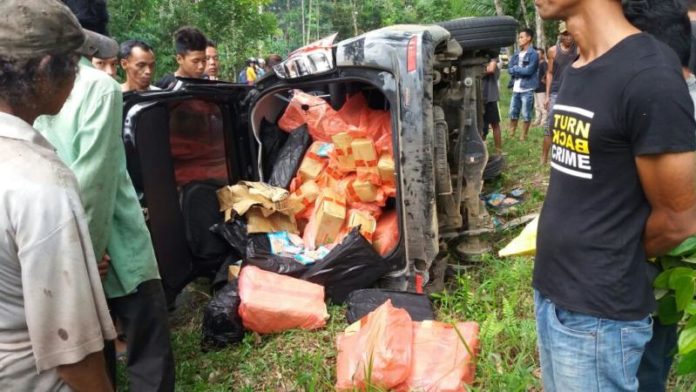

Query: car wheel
left=483, top=154, right=506, bottom=181
left=437, top=16, right=519, bottom=51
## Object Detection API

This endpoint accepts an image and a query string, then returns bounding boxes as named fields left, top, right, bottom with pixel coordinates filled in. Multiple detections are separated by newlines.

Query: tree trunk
left=535, top=7, right=546, bottom=49
left=307, top=0, right=313, bottom=44
left=519, top=0, right=529, bottom=27
left=301, top=0, right=306, bottom=44
left=350, top=0, right=358, bottom=36
left=493, top=0, right=504, bottom=16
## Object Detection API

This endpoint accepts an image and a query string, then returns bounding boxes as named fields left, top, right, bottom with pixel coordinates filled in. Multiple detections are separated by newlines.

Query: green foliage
left=108, top=0, right=276, bottom=81
left=655, top=236, right=696, bottom=379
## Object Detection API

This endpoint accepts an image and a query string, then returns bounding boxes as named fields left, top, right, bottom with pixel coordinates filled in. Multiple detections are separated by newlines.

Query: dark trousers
left=105, top=279, right=175, bottom=392
left=637, top=318, right=677, bottom=392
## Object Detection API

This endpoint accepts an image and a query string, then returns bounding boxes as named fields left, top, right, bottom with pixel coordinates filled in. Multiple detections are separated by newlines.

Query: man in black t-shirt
left=534, top=0, right=696, bottom=390
left=154, top=27, right=208, bottom=89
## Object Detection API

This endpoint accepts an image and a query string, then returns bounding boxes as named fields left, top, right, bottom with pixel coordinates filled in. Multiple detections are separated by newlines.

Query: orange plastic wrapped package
left=397, top=321, right=480, bottom=392
left=277, top=90, right=350, bottom=142
left=373, top=210, right=399, bottom=256
left=335, top=300, right=413, bottom=391
left=237, top=266, right=329, bottom=334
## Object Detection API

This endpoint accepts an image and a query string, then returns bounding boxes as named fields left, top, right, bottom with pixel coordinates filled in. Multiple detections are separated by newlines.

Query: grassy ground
left=116, top=73, right=696, bottom=391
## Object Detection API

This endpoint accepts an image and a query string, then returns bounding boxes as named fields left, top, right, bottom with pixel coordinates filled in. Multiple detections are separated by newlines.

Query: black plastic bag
left=210, top=256, right=239, bottom=293
left=345, top=288, right=435, bottom=324
left=201, top=280, right=244, bottom=350
left=210, top=219, right=249, bottom=259
left=243, top=234, right=310, bottom=278
left=301, top=228, right=391, bottom=304
left=260, top=119, right=289, bottom=179
left=268, top=125, right=311, bottom=188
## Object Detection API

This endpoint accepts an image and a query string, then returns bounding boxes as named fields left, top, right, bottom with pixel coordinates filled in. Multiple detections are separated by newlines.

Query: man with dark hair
left=205, top=39, right=220, bottom=80
left=542, top=21, right=577, bottom=164
left=534, top=0, right=696, bottom=389
left=533, top=47, right=548, bottom=129
left=155, top=26, right=208, bottom=89
left=0, top=0, right=116, bottom=390
left=35, top=3, right=175, bottom=391
left=507, top=27, right=539, bottom=141
left=92, top=56, right=119, bottom=79
left=623, top=1, right=696, bottom=390
left=119, top=40, right=159, bottom=92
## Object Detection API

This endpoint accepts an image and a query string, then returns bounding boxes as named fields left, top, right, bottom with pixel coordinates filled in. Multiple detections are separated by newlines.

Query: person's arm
left=510, top=50, right=538, bottom=76
left=485, top=59, right=497, bottom=75
left=508, top=53, right=518, bottom=77
left=57, top=352, right=113, bottom=392
left=545, top=46, right=556, bottom=108
left=625, top=67, right=696, bottom=257
left=638, top=152, right=696, bottom=257
left=69, top=84, right=123, bottom=260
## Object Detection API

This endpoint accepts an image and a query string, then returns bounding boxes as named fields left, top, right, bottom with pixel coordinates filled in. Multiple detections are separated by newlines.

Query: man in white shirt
left=0, top=1, right=116, bottom=390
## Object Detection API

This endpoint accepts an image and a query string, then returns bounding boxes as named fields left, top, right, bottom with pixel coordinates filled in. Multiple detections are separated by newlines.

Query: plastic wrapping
left=397, top=321, right=480, bottom=391
left=373, top=210, right=399, bottom=256
left=259, top=119, right=289, bottom=179
left=201, top=280, right=245, bottom=350
left=498, top=215, right=539, bottom=257
left=244, top=234, right=309, bottom=278
left=268, top=125, right=312, bottom=189
left=301, top=228, right=390, bottom=304
left=210, top=218, right=248, bottom=259
left=238, top=266, right=329, bottom=334
left=277, top=90, right=350, bottom=141
left=335, top=300, right=413, bottom=390
left=345, top=289, right=435, bottom=324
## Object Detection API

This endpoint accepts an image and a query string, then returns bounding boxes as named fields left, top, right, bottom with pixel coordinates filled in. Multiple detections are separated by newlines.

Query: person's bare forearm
left=57, top=351, right=113, bottom=392
left=644, top=207, right=696, bottom=258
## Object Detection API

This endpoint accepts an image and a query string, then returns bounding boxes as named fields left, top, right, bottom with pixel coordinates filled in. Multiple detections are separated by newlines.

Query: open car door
left=122, top=82, right=255, bottom=303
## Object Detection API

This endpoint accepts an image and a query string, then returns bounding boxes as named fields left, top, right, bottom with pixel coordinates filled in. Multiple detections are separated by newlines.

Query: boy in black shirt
left=155, top=26, right=207, bottom=89
left=534, top=0, right=696, bottom=390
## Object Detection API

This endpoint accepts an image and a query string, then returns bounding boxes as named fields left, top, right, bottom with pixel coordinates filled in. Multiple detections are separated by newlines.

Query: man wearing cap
left=33, top=1, right=175, bottom=391
left=0, top=0, right=116, bottom=390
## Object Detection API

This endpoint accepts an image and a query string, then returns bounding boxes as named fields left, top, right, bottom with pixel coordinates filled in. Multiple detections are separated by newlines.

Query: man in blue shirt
left=508, top=28, right=539, bottom=141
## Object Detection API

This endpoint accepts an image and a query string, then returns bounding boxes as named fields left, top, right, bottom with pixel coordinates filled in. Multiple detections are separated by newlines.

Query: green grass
left=115, top=72, right=696, bottom=391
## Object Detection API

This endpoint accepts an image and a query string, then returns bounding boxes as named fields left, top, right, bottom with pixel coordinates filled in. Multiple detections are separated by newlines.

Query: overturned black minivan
left=122, top=16, right=518, bottom=302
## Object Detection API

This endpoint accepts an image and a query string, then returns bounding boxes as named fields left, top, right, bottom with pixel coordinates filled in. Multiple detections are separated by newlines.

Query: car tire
left=437, top=16, right=519, bottom=51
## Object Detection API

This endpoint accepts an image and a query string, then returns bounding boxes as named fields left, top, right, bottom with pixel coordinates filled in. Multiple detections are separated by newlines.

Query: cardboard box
left=348, top=178, right=379, bottom=203
left=378, top=153, right=395, bottom=185
left=331, top=132, right=356, bottom=171
left=348, top=210, right=377, bottom=242
left=314, top=189, right=346, bottom=245
left=351, top=138, right=378, bottom=167
left=288, top=180, right=320, bottom=216
left=216, top=182, right=290, bottom=216
left=246, top=207, right=299, bottom=234
left=299, top=142, right=329, bottom=181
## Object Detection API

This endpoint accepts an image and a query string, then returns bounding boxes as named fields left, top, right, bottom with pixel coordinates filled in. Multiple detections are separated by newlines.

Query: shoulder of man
left=76, top=61, right=121, bottom=97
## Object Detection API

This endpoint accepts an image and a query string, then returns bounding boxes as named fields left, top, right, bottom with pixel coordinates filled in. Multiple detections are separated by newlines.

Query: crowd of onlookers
left=89, top=25, right=283, bottom=92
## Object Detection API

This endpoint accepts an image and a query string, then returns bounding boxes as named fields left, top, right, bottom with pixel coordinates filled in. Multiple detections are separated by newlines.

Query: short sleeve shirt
left=534, top=33, right=696, bottom=320
left=0, top=113, right=116, bottom=390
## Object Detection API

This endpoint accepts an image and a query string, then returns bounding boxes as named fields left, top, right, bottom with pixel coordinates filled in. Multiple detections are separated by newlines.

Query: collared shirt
left=34, top=58, right=160, bottom=299
left=0, top=112, right=116, bottom=391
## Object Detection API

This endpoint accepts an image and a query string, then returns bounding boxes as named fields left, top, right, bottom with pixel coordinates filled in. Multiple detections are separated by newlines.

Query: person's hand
left=544, top=96, right=550, bottom=110
left=98, top=253, right=110, bottom=281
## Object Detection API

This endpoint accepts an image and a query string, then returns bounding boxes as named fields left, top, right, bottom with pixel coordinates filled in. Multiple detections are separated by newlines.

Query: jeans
left=534, top=290, right=653, bottom=392
left=509, top=90, right=534, bottom=122
left=637, top=318, right=677, bottom=392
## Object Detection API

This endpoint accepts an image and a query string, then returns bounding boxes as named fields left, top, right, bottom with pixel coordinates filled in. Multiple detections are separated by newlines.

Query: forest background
left=108, top=0, right=558, bottom=80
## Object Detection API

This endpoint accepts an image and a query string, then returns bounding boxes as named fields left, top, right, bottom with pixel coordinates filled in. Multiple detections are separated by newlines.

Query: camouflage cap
left=0, top=0, right=84, bottom=59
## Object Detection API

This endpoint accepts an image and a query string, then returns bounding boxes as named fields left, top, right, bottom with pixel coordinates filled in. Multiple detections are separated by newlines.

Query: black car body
left=122, top=17, right=518, bottom=301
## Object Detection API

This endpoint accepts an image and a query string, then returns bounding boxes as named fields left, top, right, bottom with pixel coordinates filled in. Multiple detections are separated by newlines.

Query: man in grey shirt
left=0, top=0, right=116, bottom=391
